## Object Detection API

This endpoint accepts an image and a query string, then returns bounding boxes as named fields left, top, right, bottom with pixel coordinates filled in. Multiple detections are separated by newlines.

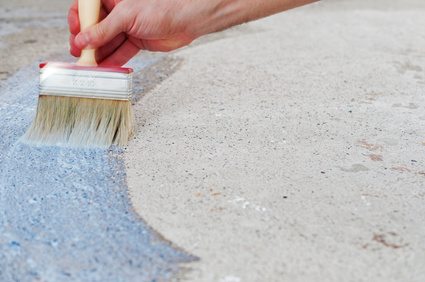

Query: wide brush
left=22, top=0, right=134, bottom=147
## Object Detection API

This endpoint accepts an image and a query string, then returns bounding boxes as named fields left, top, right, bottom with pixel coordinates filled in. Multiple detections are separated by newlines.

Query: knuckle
left=95, top=24, right=107, bottom=41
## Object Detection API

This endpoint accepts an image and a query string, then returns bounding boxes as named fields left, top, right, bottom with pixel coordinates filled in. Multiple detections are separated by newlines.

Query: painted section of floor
left=0, top=65, right=195, bottom=281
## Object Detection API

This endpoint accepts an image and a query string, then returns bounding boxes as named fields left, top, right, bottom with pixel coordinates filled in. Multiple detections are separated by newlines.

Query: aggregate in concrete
left=125, top=1, right=425, bottom=281
left=0, top=63, right=195, bottom=281
left=2, top=0, right=425, bottom=281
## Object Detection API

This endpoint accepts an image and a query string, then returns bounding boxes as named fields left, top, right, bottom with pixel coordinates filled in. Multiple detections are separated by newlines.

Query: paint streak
left=372, top=233, right=408, bottom=249
left=369, top=154, right=383, bottom=161
left=0, top=65, right=195, bottom=280
left=357, top=140, right=384, bottom=151
left=390, top=167, right=411, bottom=172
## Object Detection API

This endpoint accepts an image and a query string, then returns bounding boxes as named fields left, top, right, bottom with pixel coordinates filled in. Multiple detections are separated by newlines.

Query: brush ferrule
left=39, top=63, right=133, bottom=101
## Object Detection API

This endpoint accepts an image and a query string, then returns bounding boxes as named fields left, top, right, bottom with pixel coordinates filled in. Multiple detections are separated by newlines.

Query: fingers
left=99, top=38, right=141, bottom=67
left=68, top=0, right=79, bottom=34
left=69, top=34, right=81, bottom=57
left=69, top=0, right=130, bottom=60
left=100, top=0, right=118, bottom=14
left=95, top=33, right=127, bottom=62
left=75, top=2, right=128, bottom=51
left=69, top=0, right=111, bottom=34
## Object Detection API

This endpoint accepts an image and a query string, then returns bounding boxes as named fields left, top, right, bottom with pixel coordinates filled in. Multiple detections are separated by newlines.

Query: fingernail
left=75, top=33, right=89, bottom=48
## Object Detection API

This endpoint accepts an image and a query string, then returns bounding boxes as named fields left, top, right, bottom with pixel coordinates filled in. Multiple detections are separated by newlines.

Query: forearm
left=69, top=0, right=319, bottom=64
left=186, top=0, right=319, bottom=37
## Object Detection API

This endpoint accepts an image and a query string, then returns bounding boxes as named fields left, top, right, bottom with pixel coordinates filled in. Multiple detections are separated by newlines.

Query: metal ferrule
left=39, top=65, right=133, bottom=101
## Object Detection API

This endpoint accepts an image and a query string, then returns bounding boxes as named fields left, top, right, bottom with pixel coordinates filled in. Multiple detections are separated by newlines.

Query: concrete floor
left=1, top=0, right=425, bottom=281
left=0, top=2, right=194, bottom=281
left=126, top=0, right=425, bottom=281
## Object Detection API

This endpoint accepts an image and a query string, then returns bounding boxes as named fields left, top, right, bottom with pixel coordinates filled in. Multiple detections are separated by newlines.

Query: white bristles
left=22, top=95, right=134, bottom=147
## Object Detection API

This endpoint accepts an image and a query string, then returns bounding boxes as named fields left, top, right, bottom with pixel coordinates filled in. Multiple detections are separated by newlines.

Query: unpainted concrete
left=125, top=0, right=425, bottom=281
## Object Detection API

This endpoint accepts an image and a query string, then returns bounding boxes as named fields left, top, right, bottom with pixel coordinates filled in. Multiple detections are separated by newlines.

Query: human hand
left=68, top=0, right=319, bottom=67
left=68, top=0, right=198, bottom=66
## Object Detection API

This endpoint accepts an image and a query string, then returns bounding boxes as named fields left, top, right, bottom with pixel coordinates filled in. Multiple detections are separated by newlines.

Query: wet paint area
left=0, top=65, right=194, bottom=280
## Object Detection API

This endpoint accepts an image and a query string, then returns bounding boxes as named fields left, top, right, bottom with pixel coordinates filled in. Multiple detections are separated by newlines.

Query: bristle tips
left=22, top=96, right=134, bottom=148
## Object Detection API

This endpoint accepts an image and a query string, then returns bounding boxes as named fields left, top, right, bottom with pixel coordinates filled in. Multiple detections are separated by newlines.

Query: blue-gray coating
left=0, top=64, right=195, bottom=281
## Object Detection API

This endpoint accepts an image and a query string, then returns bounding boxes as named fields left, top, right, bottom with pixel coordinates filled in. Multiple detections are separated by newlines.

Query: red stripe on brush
left=39, top=63, right=133, bottom=74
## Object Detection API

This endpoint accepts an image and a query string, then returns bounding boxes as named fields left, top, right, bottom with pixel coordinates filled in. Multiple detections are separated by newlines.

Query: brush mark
left=131, top=56, right=182, bottom=104
left=0, top=66, right=195, bottom=281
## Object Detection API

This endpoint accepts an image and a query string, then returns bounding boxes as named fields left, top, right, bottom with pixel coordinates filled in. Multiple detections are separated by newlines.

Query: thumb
left=75, top=11, right=125, bottom=50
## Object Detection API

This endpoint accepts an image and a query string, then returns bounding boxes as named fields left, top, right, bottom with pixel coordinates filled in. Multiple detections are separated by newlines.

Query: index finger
left=68, top=0, right=110, bottom=35
left=68, top=0, right=80, bottom=35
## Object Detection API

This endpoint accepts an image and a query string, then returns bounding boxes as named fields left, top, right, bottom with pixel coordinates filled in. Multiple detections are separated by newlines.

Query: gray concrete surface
left=0, top=1, right=195, bottom=281
left=125, top=0, right=425, bottom=281
left=0, top=63, right=195, bottom=281
left=1, top=0, right=425, bottom=281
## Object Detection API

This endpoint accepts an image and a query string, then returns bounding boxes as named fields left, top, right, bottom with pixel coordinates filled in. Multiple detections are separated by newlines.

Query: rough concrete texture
left=125, top=0, right=425, bottom=281
left=1, top=0, right=425, bottom=281
left=0, top=1, right=194, bottom=281
left=0, top=65, right=195, bottom=281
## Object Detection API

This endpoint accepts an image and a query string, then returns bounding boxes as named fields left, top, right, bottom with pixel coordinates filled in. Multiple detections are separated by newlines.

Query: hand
left=68, top=0, right=197, bottom=66
left=68, top=0, right=319, bottom=67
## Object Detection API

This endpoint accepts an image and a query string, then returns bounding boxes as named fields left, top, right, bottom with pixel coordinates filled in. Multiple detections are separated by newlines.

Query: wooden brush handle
left=77, top=0, right=101, bottom=66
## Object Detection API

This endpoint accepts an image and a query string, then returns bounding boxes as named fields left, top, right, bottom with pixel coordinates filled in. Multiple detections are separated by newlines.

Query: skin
left=68, top=0, right=318, bottom=66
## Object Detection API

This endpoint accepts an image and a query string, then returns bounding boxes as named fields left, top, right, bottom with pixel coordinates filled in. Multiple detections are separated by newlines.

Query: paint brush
left=23, top=0, right=134, bottom=147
